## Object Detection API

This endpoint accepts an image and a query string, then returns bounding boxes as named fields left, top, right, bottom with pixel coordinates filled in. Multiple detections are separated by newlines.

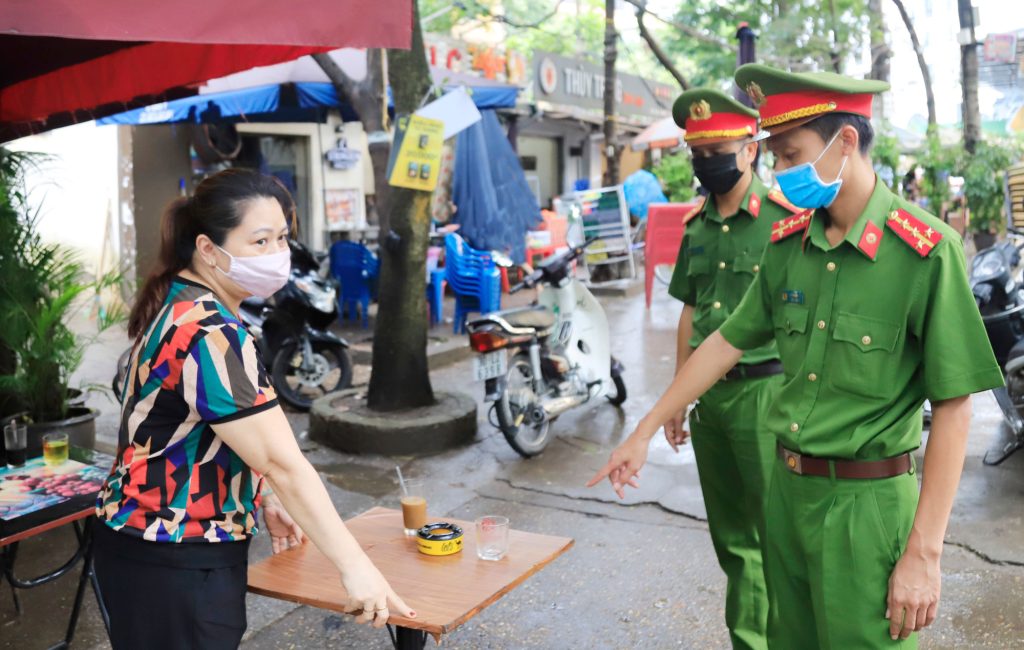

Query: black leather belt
left=723, top=360, right=783, bottom=381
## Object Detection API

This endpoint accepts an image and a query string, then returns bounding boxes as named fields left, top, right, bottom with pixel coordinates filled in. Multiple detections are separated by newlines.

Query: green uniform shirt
left=668, top=174, right=792, bottom=365
left=719, top=176, right=1004, bottom=459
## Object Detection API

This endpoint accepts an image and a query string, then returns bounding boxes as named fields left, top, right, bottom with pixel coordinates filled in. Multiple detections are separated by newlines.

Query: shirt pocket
left=687, top=255, right=711, bottom=277
left=732, top=252, right=761, bottom=276
left=772, top=304, right=808, bottom=375
left=829, top=312, right=901, bottom=399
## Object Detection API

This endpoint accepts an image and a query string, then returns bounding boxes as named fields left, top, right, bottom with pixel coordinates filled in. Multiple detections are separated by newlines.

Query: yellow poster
left=388, top=114, right=445, bottom=192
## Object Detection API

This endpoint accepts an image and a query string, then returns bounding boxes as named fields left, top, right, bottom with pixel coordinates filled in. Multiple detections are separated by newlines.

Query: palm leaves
left=0, top=147, right=122, bottom=422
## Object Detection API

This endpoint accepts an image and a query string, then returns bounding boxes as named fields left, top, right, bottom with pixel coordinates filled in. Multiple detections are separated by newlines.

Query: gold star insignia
left=689, top=100, right=712, bottom=121
left=746, top=82, right=766, bottom=107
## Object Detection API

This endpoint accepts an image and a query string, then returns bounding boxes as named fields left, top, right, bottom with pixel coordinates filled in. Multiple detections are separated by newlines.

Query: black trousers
left=92, top=521, right=249, bottom=650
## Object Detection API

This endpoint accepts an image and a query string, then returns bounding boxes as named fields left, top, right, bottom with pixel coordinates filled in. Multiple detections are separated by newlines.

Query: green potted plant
left=651, top=152, right=696, bottom=203
left=0, top=147, right=124, bottom=456
left=957, top=139, right=1023, bottom=251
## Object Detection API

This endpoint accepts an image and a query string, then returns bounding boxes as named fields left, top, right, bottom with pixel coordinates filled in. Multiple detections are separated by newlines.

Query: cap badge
left=746, top=82, right=766, bottom=107
left=689, top=100, right=712, bottom=121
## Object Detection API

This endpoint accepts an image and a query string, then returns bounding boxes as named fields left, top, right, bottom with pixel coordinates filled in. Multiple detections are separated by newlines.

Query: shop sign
left=425, top=34, right=528, bottom=85
left=533, top=51, right=674, bottom=120
left=324, top=138, right=361, bottom=170
left=983, top=33, right=1018, bottom=64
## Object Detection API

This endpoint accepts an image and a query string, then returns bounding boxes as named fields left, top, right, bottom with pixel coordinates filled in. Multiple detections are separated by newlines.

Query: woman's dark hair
left=127, top=169, right=296, bottom=339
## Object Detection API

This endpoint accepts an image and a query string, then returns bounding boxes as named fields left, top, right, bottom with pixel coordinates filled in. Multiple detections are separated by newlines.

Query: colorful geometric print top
left=96, top=277, right=278, bottom=543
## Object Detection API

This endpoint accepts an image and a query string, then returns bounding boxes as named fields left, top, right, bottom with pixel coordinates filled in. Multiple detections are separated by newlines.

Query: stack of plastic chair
left=644, top=203, right=695, bottom=308
left=329, top=240, right=379, bottom=328
left=444, top=233, right=501, bottom=334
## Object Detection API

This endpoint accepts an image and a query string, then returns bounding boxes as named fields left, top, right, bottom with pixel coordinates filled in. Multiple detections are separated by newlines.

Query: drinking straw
left=395, top=465, right=408, bottom=497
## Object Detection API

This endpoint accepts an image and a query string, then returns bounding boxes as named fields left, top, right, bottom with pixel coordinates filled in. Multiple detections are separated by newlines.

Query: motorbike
left=465, top=241, right=627, bottom=457
left=971, top=230, right=1024, bottom=464
left=114, top=240, right=352, bottom=412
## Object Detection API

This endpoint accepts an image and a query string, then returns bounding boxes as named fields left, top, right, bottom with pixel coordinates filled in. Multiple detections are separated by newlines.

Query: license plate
left=473, top=350, right=508, bottom=381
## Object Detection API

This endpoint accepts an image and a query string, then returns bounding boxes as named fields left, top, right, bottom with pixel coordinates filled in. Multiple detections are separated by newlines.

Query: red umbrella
left=0, top=0, right=411, bottom=141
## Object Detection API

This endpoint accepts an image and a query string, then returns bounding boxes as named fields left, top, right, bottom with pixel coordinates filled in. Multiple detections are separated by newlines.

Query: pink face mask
left=215, top=245, right=291, bottom=298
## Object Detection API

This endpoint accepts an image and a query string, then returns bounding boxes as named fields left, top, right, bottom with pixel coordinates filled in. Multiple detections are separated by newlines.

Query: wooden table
left=248, top=507, right=574, bottom=648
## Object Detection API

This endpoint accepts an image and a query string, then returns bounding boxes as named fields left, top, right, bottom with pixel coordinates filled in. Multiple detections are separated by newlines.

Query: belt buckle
left=783, top=449, right=803, bottom=475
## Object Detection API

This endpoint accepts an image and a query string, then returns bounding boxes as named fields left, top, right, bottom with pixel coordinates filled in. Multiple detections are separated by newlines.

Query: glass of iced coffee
left=400, top=479, right=427, bottom=536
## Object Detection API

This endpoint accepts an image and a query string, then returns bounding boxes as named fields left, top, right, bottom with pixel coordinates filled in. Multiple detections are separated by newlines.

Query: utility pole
left=958, top=0, right=981, bottom=153
left=602, top=0, right=619, bottom=186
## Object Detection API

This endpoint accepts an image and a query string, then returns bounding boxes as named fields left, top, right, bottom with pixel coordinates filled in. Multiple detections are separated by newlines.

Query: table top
left=247, top=507, right=574, bottom=639
left=0, top=447, right=113, bottom=547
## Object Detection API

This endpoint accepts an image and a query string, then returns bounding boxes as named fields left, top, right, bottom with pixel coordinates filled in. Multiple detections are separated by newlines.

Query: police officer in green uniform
left=589, top=65, right=1004, bottom=649
left=662, top=88, right=803, bottom=650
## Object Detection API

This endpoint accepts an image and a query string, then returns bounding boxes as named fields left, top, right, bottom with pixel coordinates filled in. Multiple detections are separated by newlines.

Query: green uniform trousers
left=764, top=457, right=920, bottom=649
left=690, top=373, right=783, bottom=650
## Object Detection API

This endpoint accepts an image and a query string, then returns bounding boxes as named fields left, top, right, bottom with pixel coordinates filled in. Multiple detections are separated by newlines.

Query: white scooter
left=465, top=240, right=627, bottom=457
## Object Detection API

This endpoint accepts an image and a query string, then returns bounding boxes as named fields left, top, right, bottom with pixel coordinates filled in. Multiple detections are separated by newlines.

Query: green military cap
left=734, top=63, right=890, bottom=134
left=672, top=87, right=763, bottom=146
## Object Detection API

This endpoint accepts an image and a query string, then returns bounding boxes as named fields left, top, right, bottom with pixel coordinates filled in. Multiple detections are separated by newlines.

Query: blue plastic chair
left=444, top=233, right=501, bottom=333
left=329, top=240, right=378, bottom=328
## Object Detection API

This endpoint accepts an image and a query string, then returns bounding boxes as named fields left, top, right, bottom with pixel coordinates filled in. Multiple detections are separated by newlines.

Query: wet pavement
left=3, top=283, right=1023, bottom=649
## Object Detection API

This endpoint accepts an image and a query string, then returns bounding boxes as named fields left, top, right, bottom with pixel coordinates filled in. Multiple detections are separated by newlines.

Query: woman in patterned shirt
left=94, top=169, right=414, bottom=649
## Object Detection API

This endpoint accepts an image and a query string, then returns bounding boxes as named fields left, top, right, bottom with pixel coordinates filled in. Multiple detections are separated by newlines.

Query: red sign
left=425, top=36, right=528, bottom=85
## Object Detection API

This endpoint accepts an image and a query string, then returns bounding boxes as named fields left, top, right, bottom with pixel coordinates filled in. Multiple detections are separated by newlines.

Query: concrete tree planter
left=309, top=389, right=477, bottom=456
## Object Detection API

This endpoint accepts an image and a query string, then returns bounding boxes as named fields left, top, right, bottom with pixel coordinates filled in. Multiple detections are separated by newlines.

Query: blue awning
left=99, top=81, right=519, bottom=126
left=297, top=82, right=517, bottom=111
left=97, top=84, right=282, bottom=125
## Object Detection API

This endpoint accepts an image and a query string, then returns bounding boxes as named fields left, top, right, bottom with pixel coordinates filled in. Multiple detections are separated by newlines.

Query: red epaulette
left=771, top=209, right=813, bottom=243
left=681, top=196, right=706, bottom=225
left=747, top=192, right=761, bottom=218
left=767, top=188, right=803, bottom=214
left=886, top=207, right=943, bottom=257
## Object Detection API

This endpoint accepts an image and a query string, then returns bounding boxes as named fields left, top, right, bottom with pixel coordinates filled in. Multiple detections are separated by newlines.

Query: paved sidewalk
left=3, top=282, right=1022, bottom=649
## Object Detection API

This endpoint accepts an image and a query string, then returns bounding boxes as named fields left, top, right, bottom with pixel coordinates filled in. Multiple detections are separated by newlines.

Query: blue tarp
left=451, top=110, right=541, bottom=264
left=622, top=169, right=668, bottom=220
left=99, top=81, right=519, bottom=126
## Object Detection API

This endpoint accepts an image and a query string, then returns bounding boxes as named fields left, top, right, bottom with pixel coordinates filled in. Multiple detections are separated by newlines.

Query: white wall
left=6, top=122, right=120, bottom=275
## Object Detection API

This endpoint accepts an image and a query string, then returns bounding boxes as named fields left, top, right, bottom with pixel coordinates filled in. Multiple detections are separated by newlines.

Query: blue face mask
left=775, top=130, right=848, bottom=209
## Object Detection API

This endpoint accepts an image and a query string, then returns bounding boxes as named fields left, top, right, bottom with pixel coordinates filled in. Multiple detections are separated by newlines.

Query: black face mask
left=692, top=152, right=744, bottom=196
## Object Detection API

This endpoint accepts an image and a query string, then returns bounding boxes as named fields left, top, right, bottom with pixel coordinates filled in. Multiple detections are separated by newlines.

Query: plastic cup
left=3, top=421, right=27, bottom=469
left=475, top=515, right=510, bottom=561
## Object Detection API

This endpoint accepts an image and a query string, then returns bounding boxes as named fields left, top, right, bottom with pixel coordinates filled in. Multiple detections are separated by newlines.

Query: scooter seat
left=497, top=308, right=556, bottom=330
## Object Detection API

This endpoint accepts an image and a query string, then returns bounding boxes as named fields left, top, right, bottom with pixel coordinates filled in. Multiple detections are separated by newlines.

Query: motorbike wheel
left=606, top=366, right=627, bottom=406
left=271, top=340, right=353, bottom=411
left=495, top=353, right=552, bottom=458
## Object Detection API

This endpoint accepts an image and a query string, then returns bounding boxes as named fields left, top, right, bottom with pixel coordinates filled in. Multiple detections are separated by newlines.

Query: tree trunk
left=366, top=0, right=435, bottom=411
left=957, top=0, right=981, bottom=152
left=635, top=9, right=688, bottom=91
left=602, top=0, right=619, bottom=187
left=828, top=0, right=842, bottom=73
left=313, top=50, right=391, bottom=231
left=891, top=0, right=936, bottom=130
left=868, top=0, right=892, bottom=122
